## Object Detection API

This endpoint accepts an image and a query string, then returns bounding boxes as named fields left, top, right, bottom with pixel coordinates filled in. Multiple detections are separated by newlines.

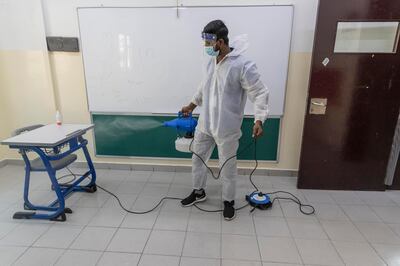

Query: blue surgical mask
left=204, top=46, right=219, bottom=57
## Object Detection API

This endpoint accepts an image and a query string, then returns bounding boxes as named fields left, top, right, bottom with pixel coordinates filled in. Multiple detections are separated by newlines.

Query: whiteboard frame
left=77, top=5, right=293, bottom=116
left=77, top=4, right=293, bottom=163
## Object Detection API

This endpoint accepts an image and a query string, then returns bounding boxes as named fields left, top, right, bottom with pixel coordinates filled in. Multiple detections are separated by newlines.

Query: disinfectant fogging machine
left=163, top=112, right=272, bottom=210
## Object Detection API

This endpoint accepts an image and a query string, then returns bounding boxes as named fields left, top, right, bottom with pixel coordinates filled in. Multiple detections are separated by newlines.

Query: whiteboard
left=78, top=6, right=293, bottom=116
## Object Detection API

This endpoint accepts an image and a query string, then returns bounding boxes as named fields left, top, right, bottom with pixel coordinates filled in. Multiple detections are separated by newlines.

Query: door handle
left=311, top=101, right=326, bottom=107
left=309, top=98, right=327, bottom=115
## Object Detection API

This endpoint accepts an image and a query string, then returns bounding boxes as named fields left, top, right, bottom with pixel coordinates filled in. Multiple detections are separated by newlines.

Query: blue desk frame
left=9, top=134, right=96, bottom=222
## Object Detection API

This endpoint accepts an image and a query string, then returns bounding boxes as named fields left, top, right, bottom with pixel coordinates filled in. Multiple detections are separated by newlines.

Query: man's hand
left=181, top=103, right=197, bottom=117
left=253, top=120, right=263, bottom=138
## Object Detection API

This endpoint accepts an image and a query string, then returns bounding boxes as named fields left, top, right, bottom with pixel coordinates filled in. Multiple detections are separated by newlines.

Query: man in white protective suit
left=180, top=20, right=269, bottom=221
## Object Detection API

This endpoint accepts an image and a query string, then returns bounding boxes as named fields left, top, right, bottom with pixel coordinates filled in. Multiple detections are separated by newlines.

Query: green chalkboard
left=92, top=114, right=279, bottom=160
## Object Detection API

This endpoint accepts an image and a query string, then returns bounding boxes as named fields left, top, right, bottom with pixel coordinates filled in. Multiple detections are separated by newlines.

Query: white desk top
left=1, top=124, right=94, bottom=148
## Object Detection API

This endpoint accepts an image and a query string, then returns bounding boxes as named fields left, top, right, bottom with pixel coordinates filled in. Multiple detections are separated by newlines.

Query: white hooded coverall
left=191, top=35, right=269, bottom=202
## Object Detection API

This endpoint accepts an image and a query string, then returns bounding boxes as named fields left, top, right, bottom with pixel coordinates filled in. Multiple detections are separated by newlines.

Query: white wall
left=1, top=0, right=319, bottom=171
left=41, top=0, right=318, bottom=53
left=0, top=0, right=56, bottom=161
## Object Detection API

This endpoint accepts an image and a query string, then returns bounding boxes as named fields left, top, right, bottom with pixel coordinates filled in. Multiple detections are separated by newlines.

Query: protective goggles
left=201, top=33, right=217, bottom=45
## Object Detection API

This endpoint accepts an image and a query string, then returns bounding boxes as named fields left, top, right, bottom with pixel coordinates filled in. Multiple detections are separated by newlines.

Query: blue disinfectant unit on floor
left=246, top=192, right=272, bottom=210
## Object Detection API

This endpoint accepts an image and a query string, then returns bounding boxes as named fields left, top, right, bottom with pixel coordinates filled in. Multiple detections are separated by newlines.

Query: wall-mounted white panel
left=78, top=6, right=293, bottom=116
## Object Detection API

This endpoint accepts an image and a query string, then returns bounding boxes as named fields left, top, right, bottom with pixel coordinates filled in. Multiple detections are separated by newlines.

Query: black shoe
left=181, top=189, right=206, bottom=207
left=223, top=200, right=235, bottom=221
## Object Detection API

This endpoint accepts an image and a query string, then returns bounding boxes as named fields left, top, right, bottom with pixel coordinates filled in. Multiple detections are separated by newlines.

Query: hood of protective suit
left=193, top=33, right=269, bottom=143
left=228, top=34, right=250, bottom=57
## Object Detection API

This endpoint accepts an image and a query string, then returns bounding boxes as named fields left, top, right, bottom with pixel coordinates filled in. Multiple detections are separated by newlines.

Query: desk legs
left=13, top=145, right=97, bottom=222
left=82, top=144, right=97, bottom=192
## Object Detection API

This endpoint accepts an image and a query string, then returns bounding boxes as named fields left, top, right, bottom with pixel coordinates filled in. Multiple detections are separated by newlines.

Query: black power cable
left=65, top=137, right=314, bottom=215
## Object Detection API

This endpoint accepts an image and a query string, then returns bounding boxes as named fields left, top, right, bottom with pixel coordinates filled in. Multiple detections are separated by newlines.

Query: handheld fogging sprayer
left=163, top=112, right=197, bottom=153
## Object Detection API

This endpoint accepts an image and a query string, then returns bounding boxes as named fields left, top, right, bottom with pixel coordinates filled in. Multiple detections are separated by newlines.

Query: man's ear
left=215, top=39, right=223, bottom=49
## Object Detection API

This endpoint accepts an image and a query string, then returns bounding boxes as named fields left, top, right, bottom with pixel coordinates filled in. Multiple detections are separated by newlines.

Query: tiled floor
left=1, top=165, right=400, bottom=265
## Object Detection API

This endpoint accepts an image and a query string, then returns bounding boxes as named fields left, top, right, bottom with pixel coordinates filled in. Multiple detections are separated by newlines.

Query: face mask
left=204, top=46, right=219, bottom=57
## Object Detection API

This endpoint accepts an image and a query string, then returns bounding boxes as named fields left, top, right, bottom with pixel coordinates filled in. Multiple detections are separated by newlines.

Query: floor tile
left=301, top=190, right=336, bottom=204
left=294, top=238, right=343, bottom=265
left=140, top=183, right=170, bottom=196
left=280, top=202, right=316, bottom=219
left=55, top=249, right=102, bottom=266
left=0, top=223, right=50, bottom=246
left=188, top=213, right=221, bottom=234
left=64, top=207, right=99, bottom=225
left=180, top=257, right=220, bottom=266
left=69, top=226, right=116, bottom=251
left=0, top=246, right=28, bottom=265
left=144, top=230, right=185, bottom=256
left=97, top=252, right=140, bottom=266
left=332, top=241, right=386, bottom=266
left=222, top=234, right=260, bottom=261
left=107, top=228, right=150, bottom=253
left=329, top=191, right=364, bottom=205
left=340, top=205, right=382, bottom=222
left=355, top=191, right=397, bottom=206
left=138, top=254, right=180, bottom=266
left=222, top=260, right=262, bottom=266
left=130, top=171, right=152, bottom=182
left=371, top=206, right=400, bottom=223
left=222, top=214, right=255, bottom=235
left=373, top=243, right=400, bottom=266
left=13, top=247, right=63, bottom=266
left=312, top=203, right=349, bottom=221
left=148, top=172, right=175, bottom=184
left=183, top=232, right=221, bottom=258
left=153, top=211, right=189, bottom=231
left=102, top=193, right=137, bottom=209
left=287, top=218, right=328, bottom=239
left=116, top=181, right=146, bottom=194
left=120, top=211, right=158, bottom=229
left=258, top=236, right=301, bottom=264
left=160, top=198, right=191, bottom=213
left=0, top=222, right=18, bottom=239
left=321, top=220, right=365, bottom=242
left=388, top=223, right=400, bottom=238
left=355, top=222, right=400, bottom=245
left=104, top=169, right=132, bottom=181
left=33, top=224, right=83, bottom=248
left=254, top=216, right=291, bottom=237
left=72, top=192, right=110, bottom=208
left=130, top=196, right=165, bottom=212
left=88, top=207, right=127, bottom=227
left=262, top=263, right=301, bottom=266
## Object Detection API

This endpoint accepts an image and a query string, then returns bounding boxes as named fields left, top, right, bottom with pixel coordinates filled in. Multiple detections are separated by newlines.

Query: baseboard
left=0, top=158, right=25, bottom=167
left=0, top=159, right=298, bottom=177
left=0, top=159, right=7, bottom=168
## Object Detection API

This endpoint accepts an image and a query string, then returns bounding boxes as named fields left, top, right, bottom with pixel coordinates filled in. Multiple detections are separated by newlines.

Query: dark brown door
left=298, top=0, right=400, bottom=190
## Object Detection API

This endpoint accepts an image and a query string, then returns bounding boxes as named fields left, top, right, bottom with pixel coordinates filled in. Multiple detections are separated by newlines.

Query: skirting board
left=0, top=159, right=298, bottom=177
left=0, top=159, right=9, bottom=168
